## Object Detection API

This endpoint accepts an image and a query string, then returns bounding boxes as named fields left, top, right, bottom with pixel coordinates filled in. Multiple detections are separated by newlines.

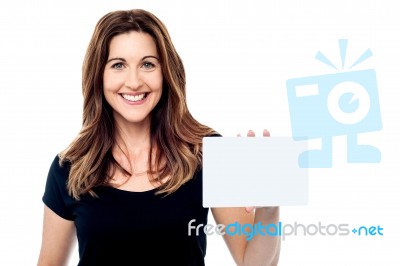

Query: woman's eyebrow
left=106, top=57, right=126, bottom=64
left=142, top=55, right=160, bottom=61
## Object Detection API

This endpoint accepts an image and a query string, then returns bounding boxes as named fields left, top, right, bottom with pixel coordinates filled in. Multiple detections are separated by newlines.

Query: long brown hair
left=60, top=9, right=216, bottom=199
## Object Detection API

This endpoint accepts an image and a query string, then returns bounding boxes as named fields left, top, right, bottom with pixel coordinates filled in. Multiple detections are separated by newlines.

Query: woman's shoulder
left=48, top=153, right=71, bottom=181
left=206, top=130, right=222, bottom=137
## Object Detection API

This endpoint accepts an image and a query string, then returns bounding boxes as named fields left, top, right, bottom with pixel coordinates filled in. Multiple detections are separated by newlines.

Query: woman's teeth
left=122, top=93, right=147, bottom=102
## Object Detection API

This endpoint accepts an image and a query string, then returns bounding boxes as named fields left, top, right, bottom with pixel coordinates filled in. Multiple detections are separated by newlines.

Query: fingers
left=245, top=206, right=255, bottom=213
left=263, top=129, right=270, bottom=137
left=247, top=130, right=256, bottom=137
left=237, top=129, right=270, bottom=137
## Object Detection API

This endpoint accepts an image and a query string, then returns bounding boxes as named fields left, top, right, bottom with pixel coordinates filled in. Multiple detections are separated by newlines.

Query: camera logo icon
left=286, top=40, right=382, bottom=168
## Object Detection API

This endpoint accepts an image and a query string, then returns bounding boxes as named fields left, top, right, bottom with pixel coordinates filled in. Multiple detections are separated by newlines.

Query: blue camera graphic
left=286, top=40, right=382, bottom=168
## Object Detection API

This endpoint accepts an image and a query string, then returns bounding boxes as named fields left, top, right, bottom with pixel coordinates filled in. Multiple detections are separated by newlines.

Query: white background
left=1, top=0, right=399, bottom=265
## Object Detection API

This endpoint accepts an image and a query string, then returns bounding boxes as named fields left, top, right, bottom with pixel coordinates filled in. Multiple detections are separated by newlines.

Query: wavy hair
left=59, top=9, right=216, bottom=199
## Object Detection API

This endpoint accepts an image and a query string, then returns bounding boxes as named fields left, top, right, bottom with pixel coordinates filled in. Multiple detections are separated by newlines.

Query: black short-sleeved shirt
left=43, top=155, right=209, bottom=266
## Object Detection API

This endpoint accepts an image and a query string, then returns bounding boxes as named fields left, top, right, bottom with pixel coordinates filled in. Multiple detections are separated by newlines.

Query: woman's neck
left=111, top=116, right=153, bottom=178
left=113, top=117, right=152, bottom=157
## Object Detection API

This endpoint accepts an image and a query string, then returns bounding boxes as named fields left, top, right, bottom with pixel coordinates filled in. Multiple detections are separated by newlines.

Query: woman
left=37, top=9, right=280, bottom=266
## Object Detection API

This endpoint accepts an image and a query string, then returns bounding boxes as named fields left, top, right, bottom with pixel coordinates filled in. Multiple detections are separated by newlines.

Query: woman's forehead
left=108, top=31, right=159, bottom=59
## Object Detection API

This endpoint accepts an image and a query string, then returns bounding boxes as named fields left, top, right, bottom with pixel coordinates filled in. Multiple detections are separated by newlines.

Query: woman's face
left=103, top=31, right=163, bottom=126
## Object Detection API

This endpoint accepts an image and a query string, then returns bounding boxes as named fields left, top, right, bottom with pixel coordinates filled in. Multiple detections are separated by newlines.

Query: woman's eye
left=112, top=63, right=124, bottom=69
left=142, top=62, right=155, bottom=70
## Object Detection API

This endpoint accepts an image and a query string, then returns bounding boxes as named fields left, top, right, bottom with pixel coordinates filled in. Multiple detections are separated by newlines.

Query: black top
left=42, top=155, right=209, bottom=266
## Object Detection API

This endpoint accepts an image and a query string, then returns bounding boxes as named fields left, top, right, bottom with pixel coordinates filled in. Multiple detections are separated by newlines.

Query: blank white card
left=202, top=137, right=308, bottom=207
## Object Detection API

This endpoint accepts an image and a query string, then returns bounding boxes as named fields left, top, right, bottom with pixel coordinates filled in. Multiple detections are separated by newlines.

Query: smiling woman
left=103, top=32, right=163, bottom=126
left=37, top=8, right=280, bottom=266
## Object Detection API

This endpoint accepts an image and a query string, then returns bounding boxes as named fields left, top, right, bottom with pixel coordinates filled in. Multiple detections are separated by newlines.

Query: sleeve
left=42, top=155, right=75, bottom=221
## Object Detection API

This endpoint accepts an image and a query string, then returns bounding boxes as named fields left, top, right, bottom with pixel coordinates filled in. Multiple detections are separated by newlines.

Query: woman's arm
left=211, top=206, right=280, bottom=266
left=37, top=205, right=76, bottom=266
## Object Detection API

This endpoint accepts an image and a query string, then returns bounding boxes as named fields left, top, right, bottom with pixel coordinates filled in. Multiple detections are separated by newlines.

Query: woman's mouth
left=120, top=93, right=149, bottom=102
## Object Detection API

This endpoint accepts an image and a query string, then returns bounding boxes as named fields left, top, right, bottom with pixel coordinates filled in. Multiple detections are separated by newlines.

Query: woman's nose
left=124, top=69, right=142, bottom=90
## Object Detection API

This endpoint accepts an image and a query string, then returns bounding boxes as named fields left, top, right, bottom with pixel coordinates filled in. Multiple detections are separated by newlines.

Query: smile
left=120, top=93, right=149, bottom=102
